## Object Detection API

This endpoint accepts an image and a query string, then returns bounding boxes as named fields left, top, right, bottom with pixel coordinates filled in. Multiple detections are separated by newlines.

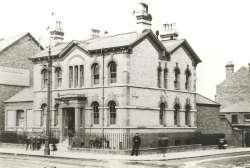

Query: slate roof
left=196, top=93, right=220, bottom=106
left=221, top=101, right=250, bottom=113
left=0, top=33, right=43, bottom=54
left=31, top=30, right=201, bottom=65
left=4, top=87, right=33, bottom=103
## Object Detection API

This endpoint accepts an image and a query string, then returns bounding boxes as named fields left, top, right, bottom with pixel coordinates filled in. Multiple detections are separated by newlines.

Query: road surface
left=1, top=151, right=250, bottom=168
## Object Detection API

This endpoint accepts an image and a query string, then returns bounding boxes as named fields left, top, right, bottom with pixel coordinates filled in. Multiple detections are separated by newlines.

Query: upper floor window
left=163, top=68, right=168, bottom=89
left=244, top=114, right=250, bottom=121
left=55, top=67, right=62, bottom=88
left=69, top=65, right=84, bottom=88
left=159, top=103, right=166, bottom=125
left=69, top=66, right=73, bottom=88
left=108, top=61, right=117, bottom=83
left=16, top=110, right=24, bottom=127
left=108, top=101, right=117, bottom=125
left=174, top=63, right=181, bottom=90
left=92, top=102, right=99, bottom=125
left=185, top=66, right=192, bottom=91
left=157, top=67, right=162, bottom=88
left=74, top=65, right=79, bottom=87
left=80, top=65, right=84, bottom=87
left=231, top=114, right=238, bottom=124
left=41, top=69, right=48, bottom=89
left=91, top=63, right=100, bottom=85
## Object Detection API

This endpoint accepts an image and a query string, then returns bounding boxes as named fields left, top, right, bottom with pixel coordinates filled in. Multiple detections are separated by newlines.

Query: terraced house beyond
left=5, top=2, right=203, bottom=149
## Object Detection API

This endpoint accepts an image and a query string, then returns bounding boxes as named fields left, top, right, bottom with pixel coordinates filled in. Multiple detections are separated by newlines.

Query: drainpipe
left=101, top=49, right=105, bottom=148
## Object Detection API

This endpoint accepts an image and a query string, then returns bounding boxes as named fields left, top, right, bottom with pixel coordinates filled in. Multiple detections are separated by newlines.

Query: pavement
left=0, top=146, right=250, bottom=161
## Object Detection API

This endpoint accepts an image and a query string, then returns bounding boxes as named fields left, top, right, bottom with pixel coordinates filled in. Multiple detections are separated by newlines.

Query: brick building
left=0, top=33, right=43, bottom=130
left=216, top=62, right=250, bottom=146
left=5, top=2, right=206, bottom=149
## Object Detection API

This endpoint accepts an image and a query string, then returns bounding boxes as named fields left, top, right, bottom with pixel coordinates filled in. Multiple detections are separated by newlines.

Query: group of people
left=25, top=136, right=42, bottom=151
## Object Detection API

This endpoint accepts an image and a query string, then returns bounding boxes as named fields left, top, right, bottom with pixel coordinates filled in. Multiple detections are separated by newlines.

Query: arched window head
left=41, top=69, right=48, bottom=89
left=159, top=103, right=166, bottom=125
left=157, top=67, right=162, bottom=88
left=91, top=102, right=99, bottom=125
left=174, top=63, right=180, bottom=90
left=185, top=65, right=192, bottom=91
left=108, top=101, right=117, bottom=125
left=108, top=61, right=117, bottom=83
left=91, top=63, right=100, bottom=85
left=55, top=67, right=62, bottom=88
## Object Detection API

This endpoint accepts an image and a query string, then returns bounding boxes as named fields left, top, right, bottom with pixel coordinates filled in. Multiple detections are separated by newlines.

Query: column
left=58, top=108, right=63, bottom=142
left=190, top=111, right=196, bottom=127
left=75, top=107, right=80, bottom=136
left=179, top=111, right=186, bottom=127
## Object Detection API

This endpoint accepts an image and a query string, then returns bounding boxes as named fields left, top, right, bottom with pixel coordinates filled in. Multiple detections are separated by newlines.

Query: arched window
left=108, top=101, right=116, bottom=125
left=185, top=104, right=191, bottom=126
left=157, top=67, right=162, bottom=88
left=174, top=103, right=180, bottom=126
left=174, top=63, right=180, bottom=90
left=41, top=103, right=47, bottom=126
left=185, top=66, right=191, bottom=91
left=41, top=69, right=48, bottom=89
left=92, top=102, right=99, bottom=125
left=91, top=63, right=100, bottom=85
left=159, top=103, right=166, bottom=125
left=54, top=103, right=59, bottom=126
left=108, top=61, right=117, bottom=83
left=55, top=67, right=62, bottom=88
left=163, top=68, right=168, bottom=89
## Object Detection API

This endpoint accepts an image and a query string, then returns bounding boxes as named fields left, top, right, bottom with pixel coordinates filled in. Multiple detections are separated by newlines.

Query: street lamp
left=44, top=45, right=52, bottom=155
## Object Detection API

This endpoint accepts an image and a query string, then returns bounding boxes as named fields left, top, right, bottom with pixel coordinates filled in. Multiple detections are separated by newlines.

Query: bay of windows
left=69, top=65, right=84, bottom=88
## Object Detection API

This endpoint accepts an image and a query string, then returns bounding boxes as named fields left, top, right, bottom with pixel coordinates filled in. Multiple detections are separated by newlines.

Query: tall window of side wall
left=174, top=63, right=181, bottom=90
left=108, top=61, right=117, bottom=83
left=185, top=66, right=191, bottom=91
left=185, top=104, right=191, bottom=126
left=174, top=103, right=180, bottom=126
left=159, top=103, right=166, bottom=125
left=91, top=63, right=100, bottom=85
left=157, top=67, right=162, bottom=88
left=16, top=110, right=24, bottom=127
left=92, top=102, right=99, bottom=125
left=109, top=101, right=116, bottom=125
left=163, top=68, right=168, bottom=89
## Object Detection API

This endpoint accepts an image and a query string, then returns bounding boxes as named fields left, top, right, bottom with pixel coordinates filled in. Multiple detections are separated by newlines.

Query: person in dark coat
left=131, top=133, right=141, bottom=156
left=25, top=136, right=30, bottom=151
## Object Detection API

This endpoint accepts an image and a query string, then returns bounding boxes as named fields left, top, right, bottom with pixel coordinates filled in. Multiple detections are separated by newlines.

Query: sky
left=1, top=0, right=250, bottom=100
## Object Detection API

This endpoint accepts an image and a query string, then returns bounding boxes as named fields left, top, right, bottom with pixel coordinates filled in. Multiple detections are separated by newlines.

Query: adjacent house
left=0, top=33, right=43, bottom=130
left=216, top=62, right=250, bottom=146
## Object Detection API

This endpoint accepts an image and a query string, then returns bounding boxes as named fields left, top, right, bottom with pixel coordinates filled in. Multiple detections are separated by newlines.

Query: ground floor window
left=16, top=110, right=24, bottom=127
left=109, top=101, right=116, bottom=125
left=92, top=102, right=99, bottom=125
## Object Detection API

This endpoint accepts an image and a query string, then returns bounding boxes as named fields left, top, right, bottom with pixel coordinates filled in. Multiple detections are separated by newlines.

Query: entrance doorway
left=63, top=108, right=75, bottom=136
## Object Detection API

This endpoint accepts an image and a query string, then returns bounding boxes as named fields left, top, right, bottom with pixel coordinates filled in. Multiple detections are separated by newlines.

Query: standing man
left=131, top=133, right=141, bottom=156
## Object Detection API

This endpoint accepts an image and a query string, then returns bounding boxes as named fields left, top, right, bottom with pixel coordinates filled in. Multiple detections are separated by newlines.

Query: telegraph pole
left=44, top=45, right=52, bottom=155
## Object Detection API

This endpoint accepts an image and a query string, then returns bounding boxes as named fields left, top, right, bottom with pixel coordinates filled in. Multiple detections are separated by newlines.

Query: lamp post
left=44, top=45, right=52, bottom=155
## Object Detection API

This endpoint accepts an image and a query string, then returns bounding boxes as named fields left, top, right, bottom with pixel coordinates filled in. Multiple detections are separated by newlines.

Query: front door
left=63, top=108, right=75, bottom=136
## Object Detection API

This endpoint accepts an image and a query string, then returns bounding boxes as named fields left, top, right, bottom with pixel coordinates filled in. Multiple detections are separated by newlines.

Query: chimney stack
left=91, top=28, right=100, bottom=38
left=134, top=0, right=152, bottom=33
left=225, top=61, right=234, bottom=79
left=160, top=23, right=178, bottom=41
